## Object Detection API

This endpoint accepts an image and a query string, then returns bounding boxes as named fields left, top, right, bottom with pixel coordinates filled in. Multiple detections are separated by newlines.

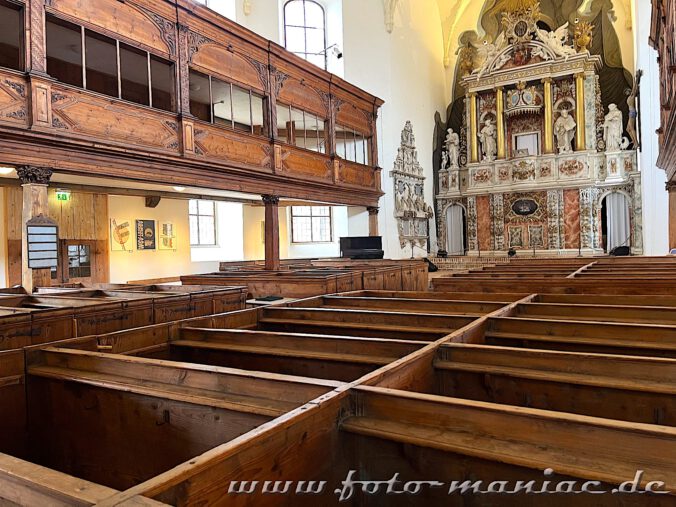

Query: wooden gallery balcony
left=0, top=0, right=383, bottom=207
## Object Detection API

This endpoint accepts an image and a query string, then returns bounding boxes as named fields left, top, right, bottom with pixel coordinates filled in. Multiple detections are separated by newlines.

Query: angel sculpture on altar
left=554, top=109, right=576, bottom=154
left=535, top=23, right=577, bottom=61
left=473, top=33, right=507, bottom=77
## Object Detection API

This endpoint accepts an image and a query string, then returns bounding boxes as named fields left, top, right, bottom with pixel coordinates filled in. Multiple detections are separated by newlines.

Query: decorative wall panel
left=278, top=147, right=332, bottom=182
left=193, top=125, right=272, bottom=170
left=0, top=75, right=28, bottom=127
left=50, top=87, right=180, bottom=152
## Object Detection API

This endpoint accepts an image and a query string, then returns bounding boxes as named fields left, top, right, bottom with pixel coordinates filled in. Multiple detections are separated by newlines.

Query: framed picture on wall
left=110, top=218, right=133, bottom=252
left=159, top=222, right=176, bottom=250
left=136, top=220, right=156, bottom=251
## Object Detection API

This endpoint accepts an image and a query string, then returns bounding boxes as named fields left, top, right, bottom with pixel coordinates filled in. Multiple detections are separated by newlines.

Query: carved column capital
left=666, top=181, right=676, bottom=192
left=16, top=166, right=53, bottom=185
left=262, top=194, right=280, bottom=206
left=367, top=206, right=379, bottom=215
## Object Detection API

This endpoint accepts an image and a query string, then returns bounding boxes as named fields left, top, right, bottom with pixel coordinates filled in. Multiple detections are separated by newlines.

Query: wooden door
left=55, top=240, right=97, bottom=285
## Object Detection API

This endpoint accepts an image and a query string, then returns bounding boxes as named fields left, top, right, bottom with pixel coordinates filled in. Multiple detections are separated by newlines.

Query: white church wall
left=633, top=0, right=669, bottom=254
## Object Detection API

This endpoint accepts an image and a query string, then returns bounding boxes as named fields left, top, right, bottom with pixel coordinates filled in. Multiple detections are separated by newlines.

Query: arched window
left=284, top=0, right=327, bottom=69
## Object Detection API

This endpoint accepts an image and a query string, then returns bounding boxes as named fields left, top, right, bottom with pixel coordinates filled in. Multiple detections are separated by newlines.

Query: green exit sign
left=56, top=190, right=70, bottom=201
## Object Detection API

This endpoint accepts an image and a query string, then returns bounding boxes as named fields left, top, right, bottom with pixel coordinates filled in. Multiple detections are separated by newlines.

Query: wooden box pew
left=295, top=295, right=507, bottom=316
left=513, top=302, right=676, bottom=325
left=431, top=277, right=676, bottom=295
left=257, top=307, right=476, bottom=341
left=533, top=293, right=676, bottom=307
left=341, top=290, right=529, bottom=302
left=337, top=386, right=676, bottom=505
left=22, top=347, right=337, bottom=492
left=109, top=285, right=248, bottom=318
left=147, top=327, right=424, bottom=382
left=447, top=272, right=573, bottom=279
left=428, top=343, right=676, bottom=425
left=98, top=392, right=352, bottom=507
left=0, top=453, right=169, bottom=506
left=482, top=317, right=676, bottom=358
left=0, top=350, right=26, bottom=458
left=0, top=310, right=33, bottom=351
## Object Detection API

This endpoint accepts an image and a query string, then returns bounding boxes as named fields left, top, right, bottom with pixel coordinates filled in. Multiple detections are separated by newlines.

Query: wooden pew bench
left=514, top=302, right=676, bottom=325
left=258, top=307, right=475, bottom=341
left=339, top=386, right=676, bottom=503
left=309, top=295, right=506, bottom=315
left=432, top=343, right=676, bottom=424
left=160, top=328, right=423, bottom=382
left=483, top=317, right=676, bottom=357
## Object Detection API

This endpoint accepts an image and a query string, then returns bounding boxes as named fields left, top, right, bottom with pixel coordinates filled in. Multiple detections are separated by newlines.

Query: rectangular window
left=0, top=0, right=23, bottom=71
left=46, top=16, right=83, bottom=87
left=277, top=102, right=326, bottom=153
left=85, top=30, right=118, bottom=97
left=120, top=42, right=149, bottom=106
left=189, top=199, right=217, bottom=246
left=190, top=70, right=212, bottom=122
left=291, top=206, right=332, bottom=243
left=336, top=124, right=370, bottom=164
left=211, top=77, right=232, bottom=125
left=150, top=55, right=176, bottom=112
left=189, top=69, right=264, bottom=135
left=232, top=84, right=252, bottom=133
left=46, top=14, right=175, bottom=111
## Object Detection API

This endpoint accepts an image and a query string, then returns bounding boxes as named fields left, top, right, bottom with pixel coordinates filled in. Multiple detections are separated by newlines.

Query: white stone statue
left=445, top=128, right=460, bottom=169
left=535, top=23, right=577, bottom=61
left=603, top=103, right=624, bottom=152
left=479, top=119, right=497, bottom=162
left=554, top=109, right=576, bottom=154
left=440, top=150, right=449, bottom=170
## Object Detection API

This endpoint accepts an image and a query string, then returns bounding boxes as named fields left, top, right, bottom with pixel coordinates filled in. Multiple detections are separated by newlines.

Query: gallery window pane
left=212, top=78, right=232, bottom=126
left=0, top=1, right=23, bottom=71
left=120, top=42, right=149, bottom=106
left=85, top=30, right=118, bottom=98
left=189, top=70, right=211, bottom=122
left=251, top=93, right=265, bottom=135
left=46, top=16, right=83, bottom=87
left=232, top=85, right=252, bottom=133
left=150, top=56, right=175, bottom=112
left=290, top=107, right=305, bottom=149
left=277, top=103, right=291, bottom=143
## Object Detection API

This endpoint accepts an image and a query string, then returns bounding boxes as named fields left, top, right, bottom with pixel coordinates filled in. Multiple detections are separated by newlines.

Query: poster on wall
left=136, top=220, right=156, bottom=251
left=159, top=222, right=176, bottom=250
left=110, top=218, right=133, bottom=252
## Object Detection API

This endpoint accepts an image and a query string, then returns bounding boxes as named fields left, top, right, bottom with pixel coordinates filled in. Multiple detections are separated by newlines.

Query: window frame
left=45, top=13, right=176, bottom=112
left=0, top=0, right=25, bottom=72
left=290, top=206, right=333, bottom=244
left=283, top=0, right=327, bottom=70
left=189, top=199, right=218, bottom=247
left=188, top=68, right=266, bottom=136
left=276, top=101, right=328, bottom=154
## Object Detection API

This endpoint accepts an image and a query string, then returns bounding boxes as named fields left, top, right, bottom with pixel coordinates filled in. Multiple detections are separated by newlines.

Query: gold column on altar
left=575, top=73, right=586, bottom=151
left=496, top=87, right=506, bottom=159
left=542, top=78, right=554, bottom=154
left=469, top=92, right=479, bottom=163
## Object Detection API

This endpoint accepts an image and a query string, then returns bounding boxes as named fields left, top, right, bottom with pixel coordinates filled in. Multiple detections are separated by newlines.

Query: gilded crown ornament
left=574, top=20, right=594, bottom=52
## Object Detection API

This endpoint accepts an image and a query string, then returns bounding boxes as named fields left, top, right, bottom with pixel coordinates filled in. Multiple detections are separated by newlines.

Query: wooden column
left=367, top=206, right=379, bottom=236
left=495, top=87, right=506, bottom=160
left=27, top=0, right=47, bottom=74
left=17, top=166, right=53, bottom=293
left=575, top=73, right=587, bottom=151
left=468, top=92, right=479, bottom=163
left=542, top=77, right=555, bottom=154
left=262, top=195, right=280, bottom=271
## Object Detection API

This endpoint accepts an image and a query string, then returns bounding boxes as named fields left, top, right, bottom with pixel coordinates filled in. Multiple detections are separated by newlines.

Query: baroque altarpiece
left=436, top=2, right=642, bottom=256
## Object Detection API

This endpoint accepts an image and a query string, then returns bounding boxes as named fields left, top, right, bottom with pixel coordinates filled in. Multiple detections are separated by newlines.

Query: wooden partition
left=3, top=259, right=676, bottom=505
